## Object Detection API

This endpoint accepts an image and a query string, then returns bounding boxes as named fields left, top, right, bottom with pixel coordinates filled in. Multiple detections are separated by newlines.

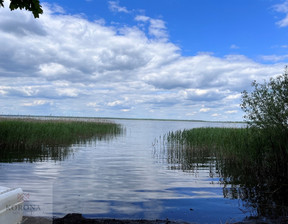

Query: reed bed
left=0, top=117, right=122, bottom=150
left=166, top=127, right=287, bottom=162
left=165, top=126, right=288, bottom=181
left=164, top=127, right=288, bottom=217
left=163, top=127, right=288, bottom=219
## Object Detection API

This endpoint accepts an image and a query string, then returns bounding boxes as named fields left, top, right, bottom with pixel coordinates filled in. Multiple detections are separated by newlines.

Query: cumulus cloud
left=0, top=0, right=285, bottom=120
left=142, top=54, right=280, bottom=92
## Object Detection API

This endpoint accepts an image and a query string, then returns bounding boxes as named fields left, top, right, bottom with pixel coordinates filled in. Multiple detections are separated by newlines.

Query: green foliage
left=241, top=66, right=288, bottom=131
left=241, top=67, right=288, bottom=163
left=0, top=0, right=43, bottom=18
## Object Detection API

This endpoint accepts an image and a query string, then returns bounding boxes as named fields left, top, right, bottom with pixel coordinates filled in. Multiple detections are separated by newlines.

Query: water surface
left=0, top=119, right=247, bottom=223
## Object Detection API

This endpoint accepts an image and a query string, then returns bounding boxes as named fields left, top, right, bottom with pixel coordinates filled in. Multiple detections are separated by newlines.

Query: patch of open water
left=0, top=119, right=248, bottom=223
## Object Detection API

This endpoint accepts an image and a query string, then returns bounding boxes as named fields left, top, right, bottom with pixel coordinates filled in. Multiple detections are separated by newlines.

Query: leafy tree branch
left=241, top=66, right=288, bottom=131
left=0, top=0, right=43, bottom=18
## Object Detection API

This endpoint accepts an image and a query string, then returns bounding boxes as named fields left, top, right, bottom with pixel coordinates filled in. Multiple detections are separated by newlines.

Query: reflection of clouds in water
left=52, top=120, right=232, bottom=218
left=0, top=161, right=62, bottom=217
left=25, top=161, right=61, bottom=216
left=2, top=120, right=246, bottom=222
left=190, top=191, right=222, bottom=199
left=52, top=146, right=169, bottom=216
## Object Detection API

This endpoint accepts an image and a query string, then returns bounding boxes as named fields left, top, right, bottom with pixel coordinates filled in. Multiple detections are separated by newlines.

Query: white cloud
left=230, top=44, right=240, bottom=49
left=135, top=15, right=168, bottom=40
left=273, top=0, right=288, bottom=27
left=149, top=19, right=168, bottom=40
left=260, top=54, right=288, bottom=62
left=0, top=1, right=285, bottom=121
left=107, top=100, right=123, bottom=107
left=43, top=3, right=66, bottom=14
left=225, top=110, right=238, bottom=114
left=56, top=88, right=80, bottom=97
left=22, top=100, right=53, bottom=107
left=39, top=63, right=68, bottom=76
left=108, top=1, right=130, bottom=13
left=135, top=15, right=150, bottom=22
left=199, top=108, right=211, bottom=112
left=225, top=94, right=241, bottom=100
left=142, top=54, right=281, bottom=92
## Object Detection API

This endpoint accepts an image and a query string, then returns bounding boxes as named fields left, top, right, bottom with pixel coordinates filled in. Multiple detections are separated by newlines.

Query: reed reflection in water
left=154, top=133, right=288, bottom=221
left=0, top=145, right=72, bottom=163
left=0, top=134, right=123, bottom=163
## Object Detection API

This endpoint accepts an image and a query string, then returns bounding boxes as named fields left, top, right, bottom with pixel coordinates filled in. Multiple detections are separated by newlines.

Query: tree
left=241, top=67, right=288, bottom=174
left=0, top=0, right=43, bottom=18
left=241, top=66, right=288, bottom=132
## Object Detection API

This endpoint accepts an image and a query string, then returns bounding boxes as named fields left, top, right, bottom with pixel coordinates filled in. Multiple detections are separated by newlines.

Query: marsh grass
left=166, top=127, right=287, bottom=163
left=163, top=127, right=288, bottom=219
left=0, top=117, right=123, bottom=162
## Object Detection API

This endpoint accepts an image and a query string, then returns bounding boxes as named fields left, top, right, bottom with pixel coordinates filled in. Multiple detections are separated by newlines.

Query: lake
left=0, top=119, right=253, bottom=223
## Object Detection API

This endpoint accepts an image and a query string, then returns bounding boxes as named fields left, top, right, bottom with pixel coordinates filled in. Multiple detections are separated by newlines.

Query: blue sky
left=43, top=0, right=288, bottom=58
left=0, top=0, right=288, bottom=121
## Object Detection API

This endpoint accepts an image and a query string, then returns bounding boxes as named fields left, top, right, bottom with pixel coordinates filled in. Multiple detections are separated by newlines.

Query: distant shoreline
left=0, top=114, right=245, bottom=124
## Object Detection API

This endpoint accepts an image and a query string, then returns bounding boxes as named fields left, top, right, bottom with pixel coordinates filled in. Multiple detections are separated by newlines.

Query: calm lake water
left=0, top=119, right=250, bottom=223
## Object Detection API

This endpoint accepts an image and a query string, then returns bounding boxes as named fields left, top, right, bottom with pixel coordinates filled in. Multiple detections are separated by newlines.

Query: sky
left=0, top=0, right=288, bottom=121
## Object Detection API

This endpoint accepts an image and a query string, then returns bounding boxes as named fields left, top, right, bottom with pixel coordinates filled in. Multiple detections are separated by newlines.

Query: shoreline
left=22, top=214, right=193, bottom=224
left=0, top=114, right=244, bottom=123
left=21, top=213, right=288, bottom=224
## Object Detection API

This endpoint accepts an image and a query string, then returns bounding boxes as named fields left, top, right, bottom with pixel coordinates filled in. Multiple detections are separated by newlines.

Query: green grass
left=0, top=117, right=122, bottom=151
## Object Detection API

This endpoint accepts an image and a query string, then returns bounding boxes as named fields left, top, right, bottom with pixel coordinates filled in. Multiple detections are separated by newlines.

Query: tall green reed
left=0, top=118, right=123, bottom=162
left=164, top=127, right=288, bottom=219
left=167, top=127, right=255, bottom=160
left=0, top=118, right=122, bottom=147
